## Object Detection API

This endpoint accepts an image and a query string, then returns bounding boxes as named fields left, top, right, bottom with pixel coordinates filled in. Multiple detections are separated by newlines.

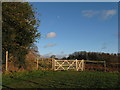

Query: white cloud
left=46, top=32, right=57, bottom=38
left=102, top=10, right=117, bottom=19
left=82, top=9, right=117, bottom=19
left=44, top=43, right=56, bottom=48
left=82, top=10, right=99, bottom=18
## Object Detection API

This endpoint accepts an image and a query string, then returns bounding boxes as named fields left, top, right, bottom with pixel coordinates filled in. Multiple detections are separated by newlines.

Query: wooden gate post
left=52, top=58, right=55, bottom=71
left=82, top=59, right=85, bottom=71
left=36, top=58, right=39, bottom=70
left=52, top=58, right=53, bottom=70
left=104, top=61, right=106, bottom=72
left=76, top=59, right=78, bottom=71
left=6, top=51, right=8, bottom=72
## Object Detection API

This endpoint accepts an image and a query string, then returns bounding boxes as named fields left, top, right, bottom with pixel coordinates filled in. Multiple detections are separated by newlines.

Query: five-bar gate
left=52, top=59, right=85, bottom=71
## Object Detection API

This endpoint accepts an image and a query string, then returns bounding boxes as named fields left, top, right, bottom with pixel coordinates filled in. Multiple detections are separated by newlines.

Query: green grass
left=2, top=70, right=120, bottom=88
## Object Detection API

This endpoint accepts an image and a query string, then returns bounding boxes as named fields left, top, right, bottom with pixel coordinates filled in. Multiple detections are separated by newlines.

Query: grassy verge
left=2, top=70, right=120, bottom=88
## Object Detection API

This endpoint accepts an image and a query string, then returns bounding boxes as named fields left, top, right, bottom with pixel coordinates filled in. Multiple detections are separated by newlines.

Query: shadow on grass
left=2, top=84, right=14, bottom=90
left=10, top=76, right=40, bottom=85
left=2, top=76, right=41, bottom=88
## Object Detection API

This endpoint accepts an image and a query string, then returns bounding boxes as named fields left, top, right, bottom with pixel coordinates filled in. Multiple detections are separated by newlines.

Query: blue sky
left=30, top=2, right=118, bottom=58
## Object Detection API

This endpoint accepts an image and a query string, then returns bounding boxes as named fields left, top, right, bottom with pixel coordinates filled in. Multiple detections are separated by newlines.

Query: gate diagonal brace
left=56, top=61, right=65, bottom=70
left=67, top=61, right=76, bottom=70
left=77, top=60, right=84, bottom=71
left=78, top=62, right=82, bottom=71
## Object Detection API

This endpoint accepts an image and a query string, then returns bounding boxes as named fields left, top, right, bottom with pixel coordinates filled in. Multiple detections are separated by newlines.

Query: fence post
left=104, top=61, right=106, bottom=72
left=52, top=58, right=53, bottom=70
left=36, top=58, right=39, bottom=70
left=52, top=58, right=55, bottom=71
left=54, top=59, right=56, bottom=71
left=84, top=60, right=85, bottom=71
left=76, top=59, right=78, bottom=71
left=6, top=51, right=8, bottom=72
left=82, top=59, right=85, bottom=71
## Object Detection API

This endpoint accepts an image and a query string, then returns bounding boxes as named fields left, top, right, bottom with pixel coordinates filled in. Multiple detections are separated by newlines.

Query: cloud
left=102, top=10, right=117, bottom=19
left=46, top=32, right=57, bottom=38
left=82, top=9, right=117, bottom=19
left=44, top=43, right=56, bottom=48
left=82, top=10, right=99, bottom=18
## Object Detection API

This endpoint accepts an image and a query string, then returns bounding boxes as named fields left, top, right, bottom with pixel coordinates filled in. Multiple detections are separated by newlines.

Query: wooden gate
left=52, top=59, right=85, bottom=71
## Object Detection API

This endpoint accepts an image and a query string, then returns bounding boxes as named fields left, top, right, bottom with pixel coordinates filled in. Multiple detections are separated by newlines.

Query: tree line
left=62, top=51, right=119, bottom=64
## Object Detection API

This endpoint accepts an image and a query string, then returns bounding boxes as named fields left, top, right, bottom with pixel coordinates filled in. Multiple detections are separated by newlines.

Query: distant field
left=2, top=71, right=120, bottom=88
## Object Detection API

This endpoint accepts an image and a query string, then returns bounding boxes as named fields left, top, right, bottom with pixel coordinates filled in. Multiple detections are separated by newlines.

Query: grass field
left=2, top=70, right=120, bottom=88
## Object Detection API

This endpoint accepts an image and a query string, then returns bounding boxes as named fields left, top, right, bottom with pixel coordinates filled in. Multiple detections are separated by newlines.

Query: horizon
left=40, top=50, right=118, bottom=59
left=31, top=2, right=118, bottom=58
